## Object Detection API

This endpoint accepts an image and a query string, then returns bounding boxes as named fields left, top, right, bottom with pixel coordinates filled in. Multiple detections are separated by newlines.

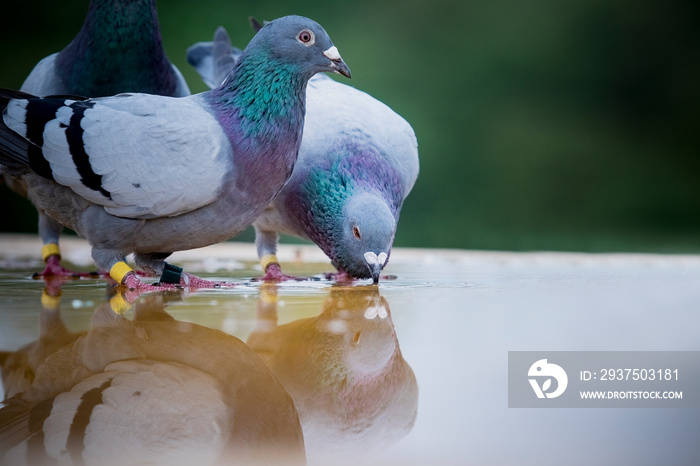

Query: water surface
left=1, top=238, right=700, bottom=465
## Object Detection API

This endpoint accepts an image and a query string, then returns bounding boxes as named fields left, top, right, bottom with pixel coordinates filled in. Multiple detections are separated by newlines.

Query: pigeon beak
left=364, top=251, right=388, bottom=284
left=323, top=46, right=351, bottom=78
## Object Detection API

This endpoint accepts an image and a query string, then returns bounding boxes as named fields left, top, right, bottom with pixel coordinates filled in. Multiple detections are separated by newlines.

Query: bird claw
left=33, top=255, right=103, bottom=279
left=118, top=270, right=236, bottom=291
left=121, top=273, right=176, bottom=291
left=324, top=270, right=355, bottom=284
left=181, top=272, right=237, bottom=289
left=254, top=263, right=311, bottom=282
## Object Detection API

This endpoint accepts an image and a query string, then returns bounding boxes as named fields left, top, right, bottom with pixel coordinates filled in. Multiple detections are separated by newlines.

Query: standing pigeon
left=3, top=0, right=191, bottom=279
left=187, top=23, right=418, bottom=284
left=0, top=15, right=351, bottom=291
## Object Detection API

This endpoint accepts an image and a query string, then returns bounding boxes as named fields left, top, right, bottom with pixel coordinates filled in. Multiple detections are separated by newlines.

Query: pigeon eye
left=352, top=226, right=361, bottom=239
left=298, top=29, right=315, bottom=46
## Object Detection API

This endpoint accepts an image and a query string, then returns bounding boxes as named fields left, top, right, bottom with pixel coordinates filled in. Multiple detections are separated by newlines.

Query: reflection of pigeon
left=0, top=280, right=82, bottom=399
left=187, top=24, right=419, bottom=283
left=3, top=0, right=190, bottom=279
left=0, top=15, right=350, bottom=291
left=0, top=294, right=305, bottom=465
left=247, top=286, right=418, bottom=464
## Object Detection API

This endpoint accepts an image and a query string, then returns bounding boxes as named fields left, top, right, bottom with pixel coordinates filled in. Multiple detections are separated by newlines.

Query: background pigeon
left=188, top=23, right=418, bottom=283
left=0, top=15, right=350, bottom=291
left=3, top=0, right=191, bottom=279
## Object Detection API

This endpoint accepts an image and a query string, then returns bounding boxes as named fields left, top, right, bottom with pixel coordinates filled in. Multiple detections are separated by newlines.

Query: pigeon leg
left=32, top=214, right=100, bottom=278
left=254, top=229, right=303, bottom=281
left=255, top=263, right=309, bottom=282
left=34, top=248, right=101, bottom=279
left=252, top=254, right=312, bottom=282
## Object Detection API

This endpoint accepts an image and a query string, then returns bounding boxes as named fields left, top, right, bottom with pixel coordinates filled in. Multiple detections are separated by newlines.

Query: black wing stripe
left=23, top=97, right=75, bottom=182
left=67, top=378, right=112, bottom=464
left=66, top=101, right=112, bottom=199
left=28, top=144, right=55, bottom=181
left=24, top=98, right=62, bottom=147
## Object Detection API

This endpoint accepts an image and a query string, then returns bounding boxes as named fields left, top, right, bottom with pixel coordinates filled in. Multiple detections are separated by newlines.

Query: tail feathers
left=212, top=27, right=239, bottom=87
left=0, top=88, right=36, bottom=102
left=0, top=123, right=30, bottom=170
left=186, top=40, right=219, bottom=89
left=0, top=396, right=36, bottom=457
left=186, top=27, right=240, bottom=90
left=0, top=88, right=35, bottom=171
left=248, top=17, right=267, bottom=32
left=0, top=88, right=90, bottom=102
left=0, top=88, right=90, bottom=176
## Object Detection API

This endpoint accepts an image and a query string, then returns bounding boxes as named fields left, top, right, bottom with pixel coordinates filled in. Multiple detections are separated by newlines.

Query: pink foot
left=119, top=271, right=236, bottom=290
left=42, top=275, right=70, bottom=295
left=324, top=270, right=356, bottom=284
left=121, top=273, right=180, bottom=291
left=253, top=263, right=315, bottom=282
left=33, top=255, right=101, bottom=279
left=181, top=272, right=237, bottom=289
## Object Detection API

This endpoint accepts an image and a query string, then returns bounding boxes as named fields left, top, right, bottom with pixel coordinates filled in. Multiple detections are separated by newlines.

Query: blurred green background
left=1, top=0, right=699, bottom=253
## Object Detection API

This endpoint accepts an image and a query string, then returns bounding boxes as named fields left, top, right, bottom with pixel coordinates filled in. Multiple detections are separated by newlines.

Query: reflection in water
left=248, top=285, right=419, bottom=465
left=1, top=279, right=82, bottom=399
left=0, top=292, right=305, bottom=466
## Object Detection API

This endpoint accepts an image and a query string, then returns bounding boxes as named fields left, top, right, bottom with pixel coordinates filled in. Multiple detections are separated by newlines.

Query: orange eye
left=298, top=30, right=314, bottom=44
left=353, top=226, right=361, bottom=239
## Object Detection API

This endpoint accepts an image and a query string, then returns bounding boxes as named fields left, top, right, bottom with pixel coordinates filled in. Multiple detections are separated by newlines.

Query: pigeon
left=0, top=279, right=82, bottom=400
left=187, top=23, right=418, bottom=284
left=3, top=0, right=191, bottom=279
left=0, top=294, right=305, bottom=465
left=247, top=286, right=418, bottom=464
left=0, top=15, right=351, bottom=291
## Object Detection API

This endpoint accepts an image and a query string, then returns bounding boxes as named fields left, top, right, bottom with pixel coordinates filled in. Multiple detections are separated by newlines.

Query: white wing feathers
left=35, top=93, right=232, bottom=219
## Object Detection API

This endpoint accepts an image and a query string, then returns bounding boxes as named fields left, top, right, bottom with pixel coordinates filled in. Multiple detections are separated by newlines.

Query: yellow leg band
left=110, top=261, right=134, bottom=284
left=109, top=293, right=132, bottom=314
left=260, top=286, right=278, bottom=304
left=260, top=254, right=279, bottom=272
left=41, top=243, right=61, bottom=262
left=41, top=289, right=62, bottom=310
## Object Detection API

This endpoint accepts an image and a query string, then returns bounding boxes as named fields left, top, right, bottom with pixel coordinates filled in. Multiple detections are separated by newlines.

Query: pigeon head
left=286, top=182, right=398, bottom=284
left=287, top=144, right=405, bottom=283
left=336, top=192, right=396, bottom=283
left=241, top=15, right=351, bottom=79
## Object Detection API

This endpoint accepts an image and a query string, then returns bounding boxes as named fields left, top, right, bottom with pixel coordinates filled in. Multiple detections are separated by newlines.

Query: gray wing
left=2, top=92, right=232, bottom=219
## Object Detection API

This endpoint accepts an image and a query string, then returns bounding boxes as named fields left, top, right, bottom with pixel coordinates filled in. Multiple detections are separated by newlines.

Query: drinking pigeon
left=0, top=15, right=351, bottom=290
left=187, top=23, right=418, bottom=283
left=2, top=0, right=191, bottom=279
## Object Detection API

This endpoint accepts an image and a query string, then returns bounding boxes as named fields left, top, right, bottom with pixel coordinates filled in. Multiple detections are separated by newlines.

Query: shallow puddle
left=1, top=237, right=700, bottom=465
